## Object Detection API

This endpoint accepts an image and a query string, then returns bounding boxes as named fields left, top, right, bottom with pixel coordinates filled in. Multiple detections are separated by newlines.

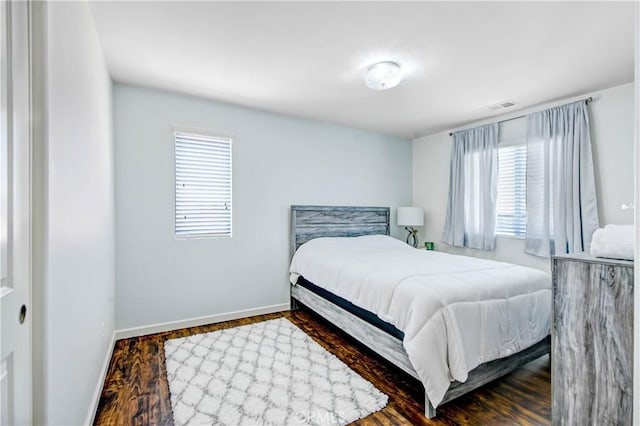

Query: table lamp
left=397, top=207, right=424, bottom=248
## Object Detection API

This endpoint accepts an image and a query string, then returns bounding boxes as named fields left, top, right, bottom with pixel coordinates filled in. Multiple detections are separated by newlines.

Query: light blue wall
left=32, top=2, right=115, bottom=424
left=413, top=83, right=635, bottom=272
left=114, top=84, right=412, bottom=329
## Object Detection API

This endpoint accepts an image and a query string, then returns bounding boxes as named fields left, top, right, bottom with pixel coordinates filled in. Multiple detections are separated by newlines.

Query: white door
left=0, top=1, right=32, bottom=424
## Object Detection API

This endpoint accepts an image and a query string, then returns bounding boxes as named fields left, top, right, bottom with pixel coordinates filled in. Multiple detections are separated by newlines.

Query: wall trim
left=84, top=332, right=117, bottom=426
left=85, top=303, right=290, bottom=424
left=114, top=303, right=291, bottom=340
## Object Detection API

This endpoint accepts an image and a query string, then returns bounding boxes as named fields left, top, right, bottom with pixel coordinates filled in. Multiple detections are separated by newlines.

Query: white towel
left=590, top=224, right=634, bottom=260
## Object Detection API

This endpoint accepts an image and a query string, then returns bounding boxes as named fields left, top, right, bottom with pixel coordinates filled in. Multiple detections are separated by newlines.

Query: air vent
left=479, top=100, right=519, bottom=111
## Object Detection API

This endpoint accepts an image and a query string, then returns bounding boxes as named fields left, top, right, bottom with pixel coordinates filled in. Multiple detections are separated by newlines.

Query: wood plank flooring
left=94, top=309, right=551, bottom=425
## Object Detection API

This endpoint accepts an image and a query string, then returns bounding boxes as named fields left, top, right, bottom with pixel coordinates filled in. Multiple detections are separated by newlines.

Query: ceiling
left=88, top=1, right=635, bottom=139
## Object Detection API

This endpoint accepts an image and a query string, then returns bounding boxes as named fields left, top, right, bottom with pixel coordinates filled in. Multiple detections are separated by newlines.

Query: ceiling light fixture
left=364, top=61, right=402, bottom=91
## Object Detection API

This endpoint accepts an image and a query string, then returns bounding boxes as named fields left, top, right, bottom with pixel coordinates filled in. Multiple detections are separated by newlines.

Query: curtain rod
left=448, top=97, right=593, bottom=136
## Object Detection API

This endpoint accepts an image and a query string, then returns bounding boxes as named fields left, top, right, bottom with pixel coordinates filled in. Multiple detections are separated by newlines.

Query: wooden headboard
left=290, top=205, right=390, bottom=259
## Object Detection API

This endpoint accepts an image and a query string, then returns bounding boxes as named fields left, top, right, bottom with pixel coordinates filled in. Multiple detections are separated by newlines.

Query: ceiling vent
left=484, top=100, right=518, bottom=111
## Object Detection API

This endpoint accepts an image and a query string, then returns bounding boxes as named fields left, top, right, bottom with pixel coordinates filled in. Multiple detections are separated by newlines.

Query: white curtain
left=442, top=123, right=498, bottom=250
left=525, top=100, right=599, bottom=257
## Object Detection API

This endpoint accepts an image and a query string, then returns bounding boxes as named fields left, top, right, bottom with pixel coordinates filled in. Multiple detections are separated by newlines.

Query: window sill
left=175, top=234, right=232, bottom=240
left=496, top=234, right=525, bottom=241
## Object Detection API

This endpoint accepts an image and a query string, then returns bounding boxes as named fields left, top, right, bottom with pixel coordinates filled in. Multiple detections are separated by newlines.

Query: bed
left=288, top=205, right=552, bottom=419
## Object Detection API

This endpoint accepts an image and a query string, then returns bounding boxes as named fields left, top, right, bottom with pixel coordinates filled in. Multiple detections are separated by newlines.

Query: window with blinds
left=496, top=144, right=527, bottom=237
left=175, top=131, right=232, bottom=238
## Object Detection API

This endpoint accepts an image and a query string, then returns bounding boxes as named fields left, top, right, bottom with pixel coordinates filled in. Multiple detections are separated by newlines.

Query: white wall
left=114, top=84, right=412, bottom=330
left=413, top=83, right=635, bottom=271
left=31, top=2, right=115, bottom=424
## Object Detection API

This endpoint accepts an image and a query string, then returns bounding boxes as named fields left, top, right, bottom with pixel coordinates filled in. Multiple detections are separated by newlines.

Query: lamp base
left=405, top=227, right=419, bottom=248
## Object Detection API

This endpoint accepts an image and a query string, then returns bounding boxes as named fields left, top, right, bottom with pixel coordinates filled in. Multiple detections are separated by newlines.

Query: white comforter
left=289, top=235, right=551, bottom=407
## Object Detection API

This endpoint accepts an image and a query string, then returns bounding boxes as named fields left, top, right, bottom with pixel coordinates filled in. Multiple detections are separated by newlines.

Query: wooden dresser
left=552, top=253, right=633, bottom=425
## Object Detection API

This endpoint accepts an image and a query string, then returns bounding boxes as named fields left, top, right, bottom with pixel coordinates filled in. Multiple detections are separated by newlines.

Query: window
left=496, top=144, right=526, bottom=237
left=175, top=131, right=232, bottom=238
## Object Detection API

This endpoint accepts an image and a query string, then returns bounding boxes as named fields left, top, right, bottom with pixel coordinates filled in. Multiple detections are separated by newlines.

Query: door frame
left=28, top=0, right=47, bottom=424
left=0, top=0, right=34, bottom=424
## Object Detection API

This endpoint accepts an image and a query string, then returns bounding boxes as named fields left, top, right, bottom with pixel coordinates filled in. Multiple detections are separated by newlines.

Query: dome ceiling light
left=364, top=61, right=402, bottom=91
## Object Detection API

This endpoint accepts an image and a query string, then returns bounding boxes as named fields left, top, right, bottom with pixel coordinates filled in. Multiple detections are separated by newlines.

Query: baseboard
left=114, top=303, right=291, bottom=340
left=84, top=332, right=117, bottom=426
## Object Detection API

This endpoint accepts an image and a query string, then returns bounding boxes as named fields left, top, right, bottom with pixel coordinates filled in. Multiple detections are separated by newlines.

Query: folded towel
left=590, top=224, right=634, bottom=261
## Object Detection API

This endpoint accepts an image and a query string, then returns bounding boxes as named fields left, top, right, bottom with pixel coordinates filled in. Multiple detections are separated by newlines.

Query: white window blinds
left=175, top=131, right=232, bottom=238
left=496, top=144, right=527, bottom=237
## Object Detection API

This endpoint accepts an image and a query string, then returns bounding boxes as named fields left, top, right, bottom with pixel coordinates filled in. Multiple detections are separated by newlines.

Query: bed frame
left=289, top=205, right=551, bottom=419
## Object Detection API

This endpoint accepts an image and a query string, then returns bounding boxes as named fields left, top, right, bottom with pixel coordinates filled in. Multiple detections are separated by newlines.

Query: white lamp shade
left=397, top=207, right=424, bottom=226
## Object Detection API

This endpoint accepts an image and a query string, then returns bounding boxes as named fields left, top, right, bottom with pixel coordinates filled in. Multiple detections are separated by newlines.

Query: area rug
left=164, top=317, right=388, bottom=425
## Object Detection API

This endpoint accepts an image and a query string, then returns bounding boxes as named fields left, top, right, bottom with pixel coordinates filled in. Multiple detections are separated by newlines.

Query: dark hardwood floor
left=94, top=309, right=551, bottom=425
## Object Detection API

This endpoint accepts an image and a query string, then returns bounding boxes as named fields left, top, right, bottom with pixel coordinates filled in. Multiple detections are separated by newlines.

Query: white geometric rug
left=164, top=318, right=388, bottom=426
